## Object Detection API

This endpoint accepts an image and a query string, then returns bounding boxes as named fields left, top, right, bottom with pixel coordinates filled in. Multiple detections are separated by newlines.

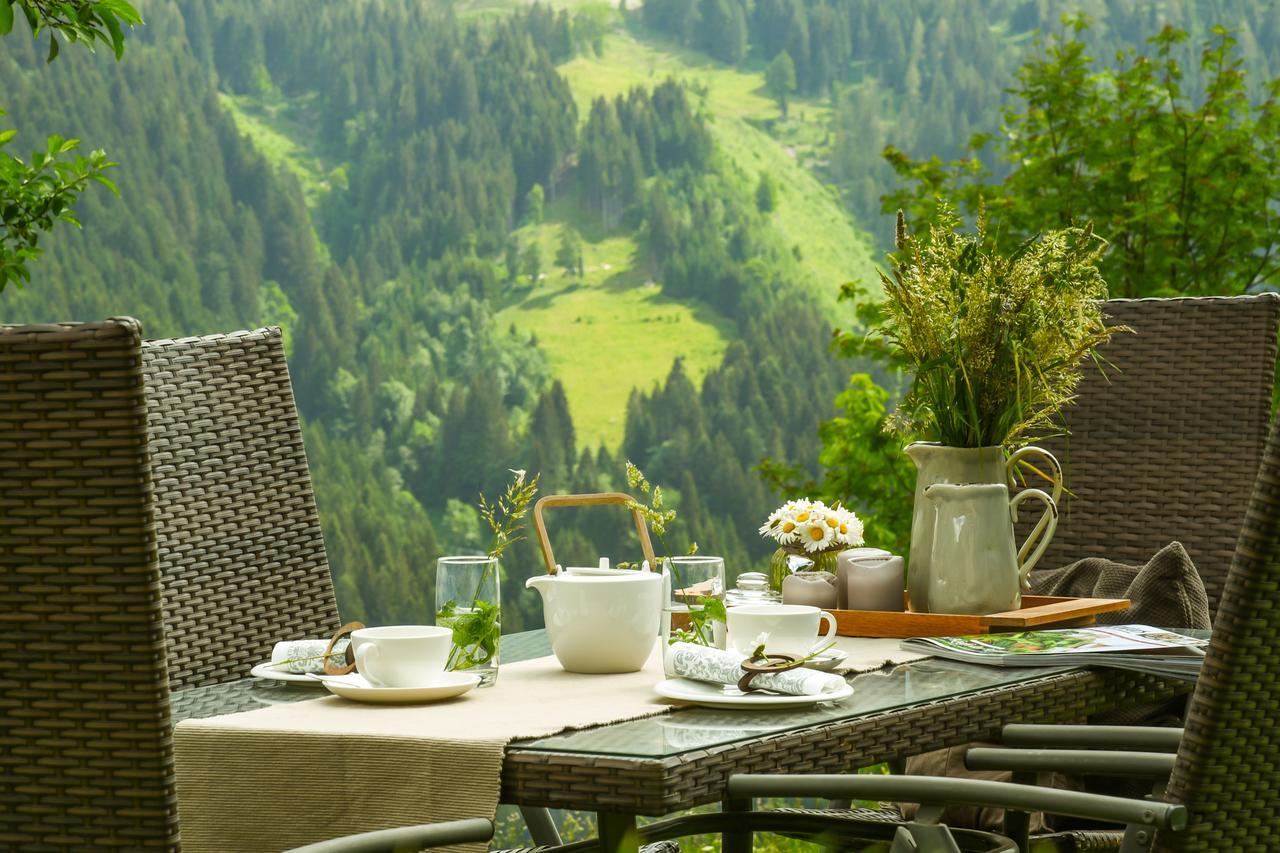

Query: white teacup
left=725, top=604, right=837, bottom=658
left=350, top=625, right=451, bottom=688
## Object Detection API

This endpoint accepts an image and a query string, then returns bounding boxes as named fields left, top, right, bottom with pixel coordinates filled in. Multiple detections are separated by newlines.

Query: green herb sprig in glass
left=438, top=469, right=539, bottom=672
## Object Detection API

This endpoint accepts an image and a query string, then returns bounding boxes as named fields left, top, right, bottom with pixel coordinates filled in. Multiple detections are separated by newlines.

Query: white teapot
left=526, top=559, right=662, bottom=673
left=526, top=493, right=663, bottom=674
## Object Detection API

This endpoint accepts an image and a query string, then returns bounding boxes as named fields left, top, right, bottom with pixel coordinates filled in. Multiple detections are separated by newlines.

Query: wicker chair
left=0, top=319, right=180, bottom=849
left=0, top=322, right=553, bottom=851
left=1028, top=294, right=1280, bottom=613
left=140, top=327, right=341, bottom=689
left=713, top=401, right=1280, bottom=852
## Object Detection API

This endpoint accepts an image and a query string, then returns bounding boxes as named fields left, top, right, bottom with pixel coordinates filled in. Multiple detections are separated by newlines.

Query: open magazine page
left=900, top=625, right=1208, bottom=680
left=904, top=625, right=1207, bottom=660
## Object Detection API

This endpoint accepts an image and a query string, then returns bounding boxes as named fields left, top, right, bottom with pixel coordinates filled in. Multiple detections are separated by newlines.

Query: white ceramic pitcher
left=905, top=443, right=1062, bottom=612
left=923, top=481, right=1058, bottom=615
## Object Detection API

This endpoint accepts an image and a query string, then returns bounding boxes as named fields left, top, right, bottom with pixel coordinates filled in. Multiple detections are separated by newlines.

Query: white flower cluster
left=758, top=498, right=865, bottom=553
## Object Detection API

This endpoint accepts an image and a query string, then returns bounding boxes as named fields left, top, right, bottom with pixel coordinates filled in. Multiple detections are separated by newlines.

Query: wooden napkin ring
left=738, top=652, right=802, bottom=693
left=323, top=621, right=365, bottom=675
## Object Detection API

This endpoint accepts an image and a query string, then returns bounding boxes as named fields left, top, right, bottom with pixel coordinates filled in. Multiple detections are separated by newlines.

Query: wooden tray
left=832, top=595, right=1131, bottom=639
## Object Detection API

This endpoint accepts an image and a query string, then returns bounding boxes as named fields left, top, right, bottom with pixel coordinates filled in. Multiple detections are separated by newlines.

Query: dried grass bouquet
left=857, top=203, right=1124, bottom=448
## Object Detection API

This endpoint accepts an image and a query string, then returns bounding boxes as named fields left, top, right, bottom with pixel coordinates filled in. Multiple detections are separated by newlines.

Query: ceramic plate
left=250, top=662, right=327, bottom=685
left=803, top=649, right=849, bottom=672
left=312, top=671, right=481, bottom=704
left=654, top=677, right=853, bottom=710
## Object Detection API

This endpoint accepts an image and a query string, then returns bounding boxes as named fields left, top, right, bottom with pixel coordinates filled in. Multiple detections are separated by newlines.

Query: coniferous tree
left=555, top=225, right=584, bottom=278
left=765, top=51, right=797, bottom=118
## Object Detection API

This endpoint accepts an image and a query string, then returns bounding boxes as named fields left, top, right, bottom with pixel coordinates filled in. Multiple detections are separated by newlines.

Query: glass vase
left=661, top=555, right=726, bottom=669
left=769, top=547, right=839, bottom=591
left=434, top=555, right=500, bottom=686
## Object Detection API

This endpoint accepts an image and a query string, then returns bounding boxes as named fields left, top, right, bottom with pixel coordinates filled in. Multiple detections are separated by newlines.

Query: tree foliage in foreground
left=808, top=17, right=1280, bottom=558
left=0, top=0, right=140, bottom=292
left=883, top=16, right=1280, bottom=297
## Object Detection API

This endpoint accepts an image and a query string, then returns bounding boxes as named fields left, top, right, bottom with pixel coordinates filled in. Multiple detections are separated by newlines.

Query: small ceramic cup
left=725, top=604, right=836, bottom=658
left=350, top=625, right=451, bottom=688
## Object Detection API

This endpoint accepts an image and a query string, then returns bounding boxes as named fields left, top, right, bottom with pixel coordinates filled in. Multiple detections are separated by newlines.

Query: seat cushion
left=1028, top=540, right=1211, bottom=629
left=906, top=542, right=1205, bottom=833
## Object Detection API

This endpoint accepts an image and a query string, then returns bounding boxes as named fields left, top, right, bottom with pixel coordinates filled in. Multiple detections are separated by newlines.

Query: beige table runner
left=175, top=644, right=673, bottom=853
left=174, top=638, right=930, bottom=852
left=829, top=636, right=930, bottom=674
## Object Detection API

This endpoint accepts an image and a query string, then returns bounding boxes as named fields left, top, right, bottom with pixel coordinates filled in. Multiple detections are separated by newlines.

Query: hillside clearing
left=496, top=210, right=732, bottom=450
left=218, top=93, right=335, bottom=208
left=559, top=28, right=882, bottom=308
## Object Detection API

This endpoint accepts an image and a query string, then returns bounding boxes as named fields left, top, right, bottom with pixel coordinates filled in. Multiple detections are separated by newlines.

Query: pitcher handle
left=1009, top=488, right=1059, bottom=590
left=1006, top=446, right=1062, bottom=567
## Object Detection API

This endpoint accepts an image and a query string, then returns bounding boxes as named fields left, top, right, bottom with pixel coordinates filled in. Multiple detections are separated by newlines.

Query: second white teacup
left=725, top=604, right=837, bottom=658
left=351, top=625, right=452, bottom=688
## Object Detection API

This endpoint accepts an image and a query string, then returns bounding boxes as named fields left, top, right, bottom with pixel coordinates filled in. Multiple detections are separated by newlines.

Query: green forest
left=2, top=0, right=1278, bottom=635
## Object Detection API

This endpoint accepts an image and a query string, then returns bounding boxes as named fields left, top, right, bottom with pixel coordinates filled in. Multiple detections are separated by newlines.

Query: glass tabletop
left=509, top=656, right=1074, bottom=758
left=170, top=628, right=1077, bottom=760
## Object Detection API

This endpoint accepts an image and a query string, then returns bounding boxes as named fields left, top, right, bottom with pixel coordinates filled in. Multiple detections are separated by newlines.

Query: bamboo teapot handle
left=532, top=492, right=658, bottom=575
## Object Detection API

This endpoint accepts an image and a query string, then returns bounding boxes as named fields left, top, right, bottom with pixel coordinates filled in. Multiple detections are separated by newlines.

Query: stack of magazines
left=901, top=625, right=1208, bottom=682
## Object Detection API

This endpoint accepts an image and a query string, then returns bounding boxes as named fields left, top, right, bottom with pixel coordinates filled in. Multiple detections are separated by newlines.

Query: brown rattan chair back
left=0, top=319, right=179, bottom=849
left=1161, top=404, right=1280, bottom=850
left=142, top=327, right=340, bottom=690
left=1031, top=295, right=1280, bottom=613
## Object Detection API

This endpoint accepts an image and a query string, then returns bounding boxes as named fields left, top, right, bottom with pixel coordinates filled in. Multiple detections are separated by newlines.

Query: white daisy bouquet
left=759, top=499, right=865, bottom=553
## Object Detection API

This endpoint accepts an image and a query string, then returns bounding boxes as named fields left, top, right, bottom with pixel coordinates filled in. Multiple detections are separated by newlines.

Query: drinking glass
left=661, top=556, right=726, bottom=664
left=434, top=555, right=500, bottom=686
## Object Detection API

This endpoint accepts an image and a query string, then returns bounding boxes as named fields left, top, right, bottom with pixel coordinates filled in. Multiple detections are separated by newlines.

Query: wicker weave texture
left=1032, top=295, right=1280, bottom=613
left=503, top=668, right=1183, bottom=815
left=142, top=327, right=339, bottom=690
left=1162, top=406, right=1280, bottom=851
left=0, top=319, right=178, bottom=850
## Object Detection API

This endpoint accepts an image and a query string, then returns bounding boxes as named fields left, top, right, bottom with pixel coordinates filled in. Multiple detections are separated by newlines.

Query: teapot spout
left=525, top=574, right=553, bottom=595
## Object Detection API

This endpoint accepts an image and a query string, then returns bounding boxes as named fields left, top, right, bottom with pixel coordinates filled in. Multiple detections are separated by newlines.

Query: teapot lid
left=560, top=557, right=651, bottom=576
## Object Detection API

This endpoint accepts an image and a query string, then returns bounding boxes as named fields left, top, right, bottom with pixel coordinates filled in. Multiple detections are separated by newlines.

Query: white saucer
left=311, top=671, right=481, bottom=704
left=250, top=662, right=327, bottom=685
left=803, top=649, right=849, bottom=672
left=654, top=677, right=854, bottom=710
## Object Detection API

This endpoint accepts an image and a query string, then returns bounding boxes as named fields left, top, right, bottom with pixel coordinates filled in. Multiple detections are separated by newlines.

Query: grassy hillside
left=496, top=198, right=733, bottom=449
left=558, top=26, right=882, bottom=309
left=216, top=6, right=880, bottom=450
left=217, top=92, right=337, bottom=208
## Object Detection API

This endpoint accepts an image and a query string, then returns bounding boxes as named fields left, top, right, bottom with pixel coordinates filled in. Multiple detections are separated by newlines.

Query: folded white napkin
left=667, top=642, right=847, bottom=696
left=268, top=639, right=350, bottom=674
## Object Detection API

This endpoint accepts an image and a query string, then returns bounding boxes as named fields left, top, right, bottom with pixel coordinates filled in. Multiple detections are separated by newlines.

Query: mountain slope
left=557, top=23, right=881, bottom=307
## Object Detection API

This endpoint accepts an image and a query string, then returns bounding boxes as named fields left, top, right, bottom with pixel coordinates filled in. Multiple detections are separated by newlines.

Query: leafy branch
left=624, top=461, right=723, bottom=647
left=1, top=0, right=141, bottom=293
left=0, top=128, right=117, bottom=293
left=1, top=0, right=144, bottom=62
left=481, top=468, right=540, bottom=560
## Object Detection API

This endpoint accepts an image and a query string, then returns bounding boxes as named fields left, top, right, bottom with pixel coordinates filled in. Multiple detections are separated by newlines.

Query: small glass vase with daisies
left=760, top=499, right=865, bottom=592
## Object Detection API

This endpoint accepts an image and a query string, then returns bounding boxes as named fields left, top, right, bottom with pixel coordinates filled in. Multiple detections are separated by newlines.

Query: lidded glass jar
left=725, top=571, right=783, bottom=608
